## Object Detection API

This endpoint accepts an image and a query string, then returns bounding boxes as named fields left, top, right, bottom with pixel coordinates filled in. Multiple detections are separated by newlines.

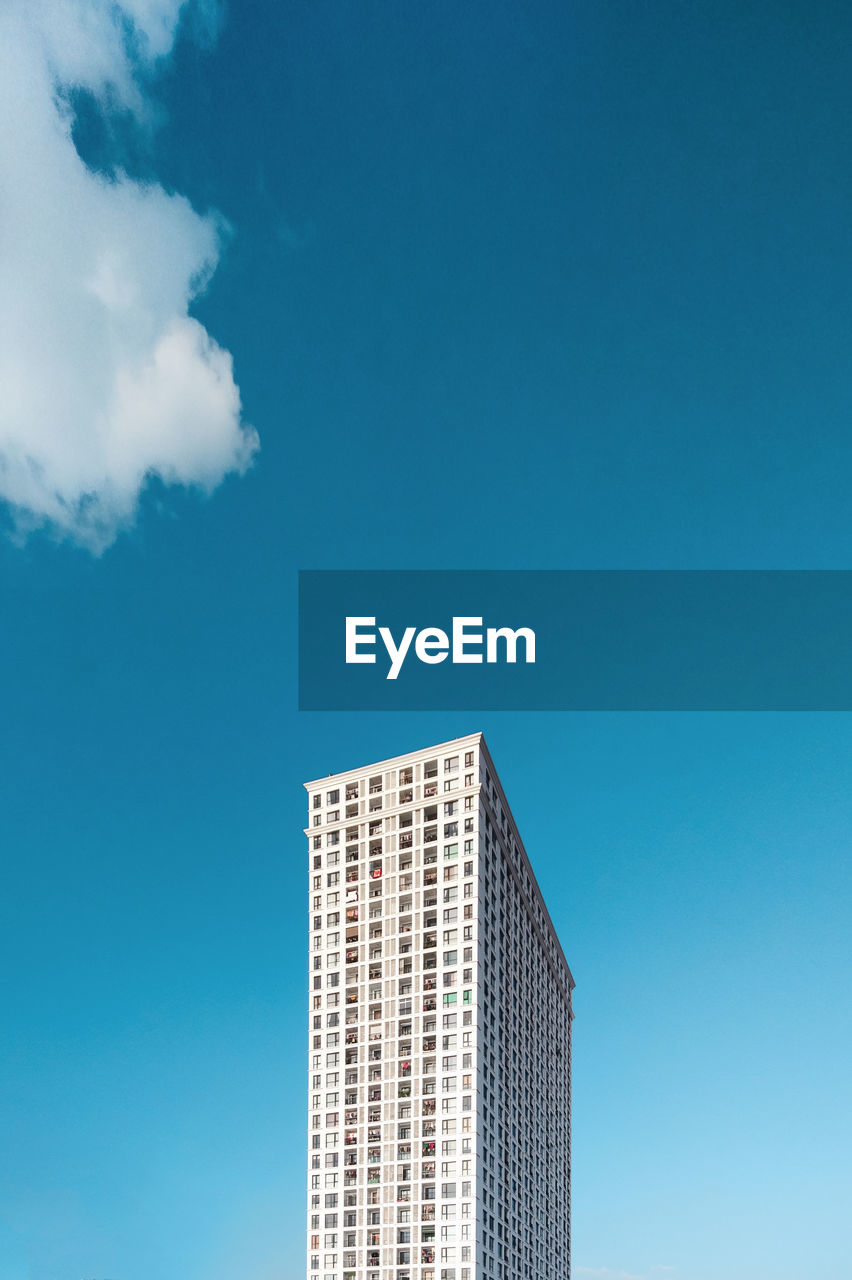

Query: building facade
left=305, top=733, right=574, bottom=1280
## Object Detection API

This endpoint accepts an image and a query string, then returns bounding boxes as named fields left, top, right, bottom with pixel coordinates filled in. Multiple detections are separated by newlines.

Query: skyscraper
left=305, top=733, right=574, bottom=1280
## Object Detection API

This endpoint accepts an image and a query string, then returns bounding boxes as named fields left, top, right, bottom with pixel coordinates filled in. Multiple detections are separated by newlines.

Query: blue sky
left=1, top=3, right=851, bottom=1279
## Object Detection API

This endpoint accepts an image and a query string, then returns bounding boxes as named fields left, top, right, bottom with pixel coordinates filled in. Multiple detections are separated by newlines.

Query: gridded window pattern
left=305, top=734, right=573, bottom=1280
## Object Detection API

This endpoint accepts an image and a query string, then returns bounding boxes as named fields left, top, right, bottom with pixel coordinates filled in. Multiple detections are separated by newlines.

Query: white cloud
left=0, top=0, right=257, bottom=552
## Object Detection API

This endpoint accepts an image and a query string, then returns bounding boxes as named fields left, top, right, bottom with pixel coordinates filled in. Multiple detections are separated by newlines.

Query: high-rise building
left=305, top=733, right=574, bottom=1280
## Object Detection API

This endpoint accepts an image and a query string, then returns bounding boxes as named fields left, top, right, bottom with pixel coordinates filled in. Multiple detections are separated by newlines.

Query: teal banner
left=298, top=570, right=852, bottom=710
